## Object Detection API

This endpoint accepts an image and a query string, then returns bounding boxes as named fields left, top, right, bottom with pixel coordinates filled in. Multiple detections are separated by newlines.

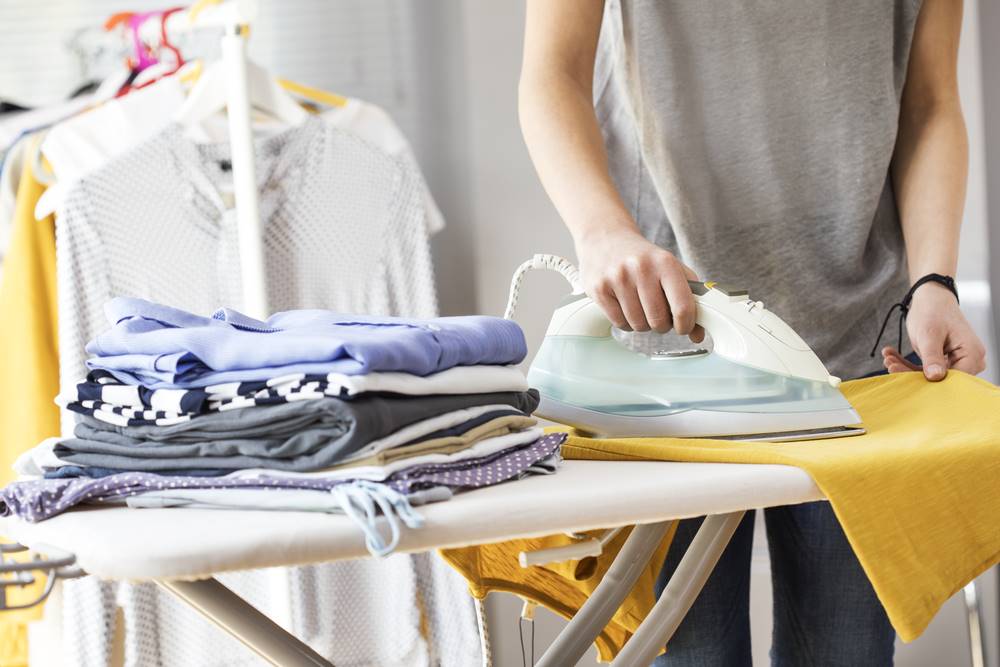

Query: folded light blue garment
left=86, top=298, right=527, bottom=388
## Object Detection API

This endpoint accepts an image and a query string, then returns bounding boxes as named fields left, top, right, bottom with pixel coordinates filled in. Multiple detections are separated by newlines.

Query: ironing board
left=1, top=460, right=823, bottom=666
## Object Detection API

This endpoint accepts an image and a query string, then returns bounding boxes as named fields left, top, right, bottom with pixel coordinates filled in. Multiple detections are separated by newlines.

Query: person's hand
left=574, top=226, right=705, bottom=341
left=880, top=282, right=987, bottom=381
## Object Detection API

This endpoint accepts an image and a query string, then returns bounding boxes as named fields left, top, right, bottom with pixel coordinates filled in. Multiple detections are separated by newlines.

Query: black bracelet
left=869, top=273, right=959, bottom=358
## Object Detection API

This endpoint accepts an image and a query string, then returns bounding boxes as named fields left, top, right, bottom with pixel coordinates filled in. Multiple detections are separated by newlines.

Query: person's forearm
left=518, top=70, right=637, bottom=243
left=881, top=0, right=985, bottom=379
left=891, top=99, right=968, bottom=281
left=518, top=0, right=700, bottom=337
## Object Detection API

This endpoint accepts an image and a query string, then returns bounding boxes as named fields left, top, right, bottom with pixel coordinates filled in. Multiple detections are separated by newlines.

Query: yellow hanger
left=178, top=59, right=203, bottom=84
left=188, top=0, right=220, bottom=22
left=184, top=0, right=346, bottom=109
left=189, top=0, right=251, bottom=36
left=277, top=78, right=348, bottom=109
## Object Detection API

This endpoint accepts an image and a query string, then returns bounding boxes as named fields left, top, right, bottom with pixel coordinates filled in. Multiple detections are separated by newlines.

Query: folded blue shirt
left=86, top=298, right=527, bottom=388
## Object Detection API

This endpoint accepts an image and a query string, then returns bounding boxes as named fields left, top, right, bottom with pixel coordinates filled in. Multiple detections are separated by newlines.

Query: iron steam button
left=687, top=280, right=709, bottom=296
left=711, top=283, right=749, bottom=297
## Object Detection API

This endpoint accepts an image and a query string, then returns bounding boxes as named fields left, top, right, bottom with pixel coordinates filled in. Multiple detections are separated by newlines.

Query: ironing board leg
left=536, top=520, right=674, bottom=667
left=611, top=511, right=746, bottom=666
left=157, top=577, right=334, bottom=667
left=963, top=581, right=986, bottom=667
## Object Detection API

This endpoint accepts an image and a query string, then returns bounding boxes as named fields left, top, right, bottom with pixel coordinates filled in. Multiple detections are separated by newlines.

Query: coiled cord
left=475, top=596, right=493, bottom=667
left=503, top=254, right=582, bottom=320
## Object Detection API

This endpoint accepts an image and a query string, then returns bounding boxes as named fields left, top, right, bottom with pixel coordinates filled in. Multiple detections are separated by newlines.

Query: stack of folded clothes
left=3, top=298, right=565, bottom=555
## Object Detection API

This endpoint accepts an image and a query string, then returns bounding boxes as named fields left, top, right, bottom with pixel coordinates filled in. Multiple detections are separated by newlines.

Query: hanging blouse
left=57, top=115, right=439, bottom=430
left=53, top=114, right=479, bottom=666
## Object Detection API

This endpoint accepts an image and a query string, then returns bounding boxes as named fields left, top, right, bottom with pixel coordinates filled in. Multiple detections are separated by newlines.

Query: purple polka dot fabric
left=1, top=433, right=566, bottom=522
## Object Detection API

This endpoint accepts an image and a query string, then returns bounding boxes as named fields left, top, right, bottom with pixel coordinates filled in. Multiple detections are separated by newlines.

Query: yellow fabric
left=0, top=134, right=60, bottom=667
left=442, top=372, right=1000, bottom=659
left=440, top=524, right=676, bottom=662
left=561, top=371, right=1000, bottom=643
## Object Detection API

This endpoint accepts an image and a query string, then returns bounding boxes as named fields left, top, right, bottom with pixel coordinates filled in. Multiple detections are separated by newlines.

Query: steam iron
left=507, top=255, right=864, bottom=441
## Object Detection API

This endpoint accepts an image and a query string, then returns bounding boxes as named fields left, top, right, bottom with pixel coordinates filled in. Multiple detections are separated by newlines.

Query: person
left=518, top=1, right=987, bottom=665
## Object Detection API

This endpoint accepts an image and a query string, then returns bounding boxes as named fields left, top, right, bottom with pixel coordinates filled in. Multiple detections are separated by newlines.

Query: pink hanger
left=127, top=11, right=160, bottom=73
left=158, top=7, right=186, bottom=73
left=128, top=7, right=187, bottom=92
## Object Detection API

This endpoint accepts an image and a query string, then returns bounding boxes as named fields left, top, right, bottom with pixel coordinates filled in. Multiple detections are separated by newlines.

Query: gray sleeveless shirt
left=595, top=0, right=923, bottom=378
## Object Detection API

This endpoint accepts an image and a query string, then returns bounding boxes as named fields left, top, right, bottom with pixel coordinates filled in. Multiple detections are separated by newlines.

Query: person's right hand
left=575, top=226, right=705, bottom=342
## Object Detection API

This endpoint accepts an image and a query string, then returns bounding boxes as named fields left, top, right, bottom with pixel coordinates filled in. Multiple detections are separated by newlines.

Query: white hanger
left=33, top=67, right=189, bottom=221
left=173, top=58, right=308, bottom=128
left=92, top=65, right=134, bottom=102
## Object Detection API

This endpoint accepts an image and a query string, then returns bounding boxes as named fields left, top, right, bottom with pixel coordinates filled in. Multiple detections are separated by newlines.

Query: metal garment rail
left=146, top=0, right=269, bottom=317
left=0, top=543, right=85, bottom=611
left=217, top=17, right=268, bottom=319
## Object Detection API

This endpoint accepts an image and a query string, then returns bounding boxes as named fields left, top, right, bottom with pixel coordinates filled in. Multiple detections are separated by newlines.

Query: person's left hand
left=880, top=282, right=987, bottom=381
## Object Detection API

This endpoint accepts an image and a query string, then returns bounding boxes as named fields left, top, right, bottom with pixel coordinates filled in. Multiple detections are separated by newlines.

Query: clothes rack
left=141, top=0, right=269, bottom=318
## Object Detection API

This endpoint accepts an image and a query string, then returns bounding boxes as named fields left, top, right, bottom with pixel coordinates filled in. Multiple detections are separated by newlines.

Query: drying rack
left=101, top=0, right=270, bottom=318
left=0, top=2, right=991, bottom=665
left=160, top=0, right=270, bottom=319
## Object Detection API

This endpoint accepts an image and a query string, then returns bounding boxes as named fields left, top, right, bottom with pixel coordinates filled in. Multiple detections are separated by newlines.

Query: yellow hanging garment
left=444, top=371, right=1000, bottom=658
left=0, top=134, right=61, bottom=667
left=0, top=134, right=60, bottom=483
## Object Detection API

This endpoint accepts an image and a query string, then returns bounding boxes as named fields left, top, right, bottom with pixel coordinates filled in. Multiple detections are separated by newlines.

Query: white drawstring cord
left=503, top=254, right=582, bottom=320
left=331, top=480, right=425, bottom=557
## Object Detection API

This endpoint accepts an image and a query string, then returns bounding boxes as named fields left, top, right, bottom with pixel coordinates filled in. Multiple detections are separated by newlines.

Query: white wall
left=957, top=0, right=991, bottom=284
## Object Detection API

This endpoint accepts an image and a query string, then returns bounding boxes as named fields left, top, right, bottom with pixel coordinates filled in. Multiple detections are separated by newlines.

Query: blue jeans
left=651, top=355, right=919, bottom=666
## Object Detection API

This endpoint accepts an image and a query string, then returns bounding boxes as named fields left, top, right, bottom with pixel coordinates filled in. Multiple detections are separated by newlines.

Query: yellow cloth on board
left=443, top=371, right=1000, bottom=659
left=0, top=134, right=60, bottom=667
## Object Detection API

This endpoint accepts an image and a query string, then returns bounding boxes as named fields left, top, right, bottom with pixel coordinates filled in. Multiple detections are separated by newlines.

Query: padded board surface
left=1, top=460, right=822, bottom=581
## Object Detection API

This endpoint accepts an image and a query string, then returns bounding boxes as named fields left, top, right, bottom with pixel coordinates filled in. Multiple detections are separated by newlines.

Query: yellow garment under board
left=441, top=525, right=675, bottom=661
left=444, top=371, right=1000, bottom=659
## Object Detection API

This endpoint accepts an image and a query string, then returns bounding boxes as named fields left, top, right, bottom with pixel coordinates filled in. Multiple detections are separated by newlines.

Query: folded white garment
left=227, top=427, right=546, bottom=482
left=341, top=403, right=520, bottom=463
left=13, top=438, right=71, bottom=478
left=297, top=364, right=528, bottom=397
left=125, top=485, right=453, bottom=512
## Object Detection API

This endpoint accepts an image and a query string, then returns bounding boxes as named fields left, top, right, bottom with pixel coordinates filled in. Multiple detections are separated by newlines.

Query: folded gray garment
left=57, top=390, right=539, bottom=472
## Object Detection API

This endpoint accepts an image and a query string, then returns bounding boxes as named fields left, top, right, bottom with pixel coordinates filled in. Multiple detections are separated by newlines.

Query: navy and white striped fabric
left=64, top=370, right=352, bottom=427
